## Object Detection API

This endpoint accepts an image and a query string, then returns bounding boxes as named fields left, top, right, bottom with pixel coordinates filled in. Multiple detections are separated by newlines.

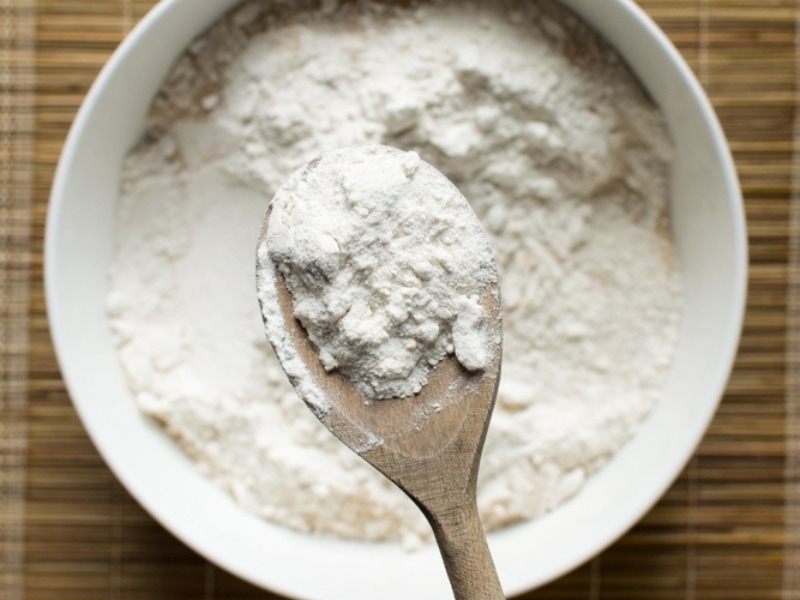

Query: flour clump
left=261, top=144, right=498, bottom=400
left=108, top=0, right=682, bottom=548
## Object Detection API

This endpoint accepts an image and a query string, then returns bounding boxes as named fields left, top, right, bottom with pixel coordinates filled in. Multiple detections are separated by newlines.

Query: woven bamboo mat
left=0, top=0, right=795, bottom=598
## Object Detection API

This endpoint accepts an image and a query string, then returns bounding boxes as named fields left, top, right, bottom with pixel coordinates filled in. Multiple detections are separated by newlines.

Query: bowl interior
left=45, top=0, right=746, bottom=598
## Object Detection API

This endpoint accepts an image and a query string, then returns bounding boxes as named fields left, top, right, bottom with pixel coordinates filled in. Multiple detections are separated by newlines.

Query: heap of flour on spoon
left=259, top=144, right=499, bottom=403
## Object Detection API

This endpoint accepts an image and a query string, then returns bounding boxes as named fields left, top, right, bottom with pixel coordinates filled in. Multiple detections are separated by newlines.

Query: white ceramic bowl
left=46, top=1, right=747, bottom=598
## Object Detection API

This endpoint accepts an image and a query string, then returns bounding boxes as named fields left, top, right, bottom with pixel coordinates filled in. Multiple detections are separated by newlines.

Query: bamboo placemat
left=0, top=0, right=794, bottom=598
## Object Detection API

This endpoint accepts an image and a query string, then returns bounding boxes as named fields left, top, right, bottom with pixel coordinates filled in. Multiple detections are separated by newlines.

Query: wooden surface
left=0, top=0, right=795, bottom=598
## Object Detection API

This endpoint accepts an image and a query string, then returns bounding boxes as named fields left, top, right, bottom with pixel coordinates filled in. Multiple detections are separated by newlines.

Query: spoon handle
left=427, top=496, right=505, bottom=600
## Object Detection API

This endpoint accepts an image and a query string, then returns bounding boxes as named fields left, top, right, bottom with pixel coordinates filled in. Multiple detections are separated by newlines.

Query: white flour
left=259, top=144, right=498, bottom=401
left=108, top=0, right=682, bottom=547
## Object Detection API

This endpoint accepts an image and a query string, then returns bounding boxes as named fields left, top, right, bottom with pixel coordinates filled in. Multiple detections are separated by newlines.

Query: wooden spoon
left=256, top=178, right=505, bottom=600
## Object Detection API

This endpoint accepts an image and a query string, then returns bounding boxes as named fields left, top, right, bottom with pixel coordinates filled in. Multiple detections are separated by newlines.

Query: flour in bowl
left=108, top=0, right=681, bottom=548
